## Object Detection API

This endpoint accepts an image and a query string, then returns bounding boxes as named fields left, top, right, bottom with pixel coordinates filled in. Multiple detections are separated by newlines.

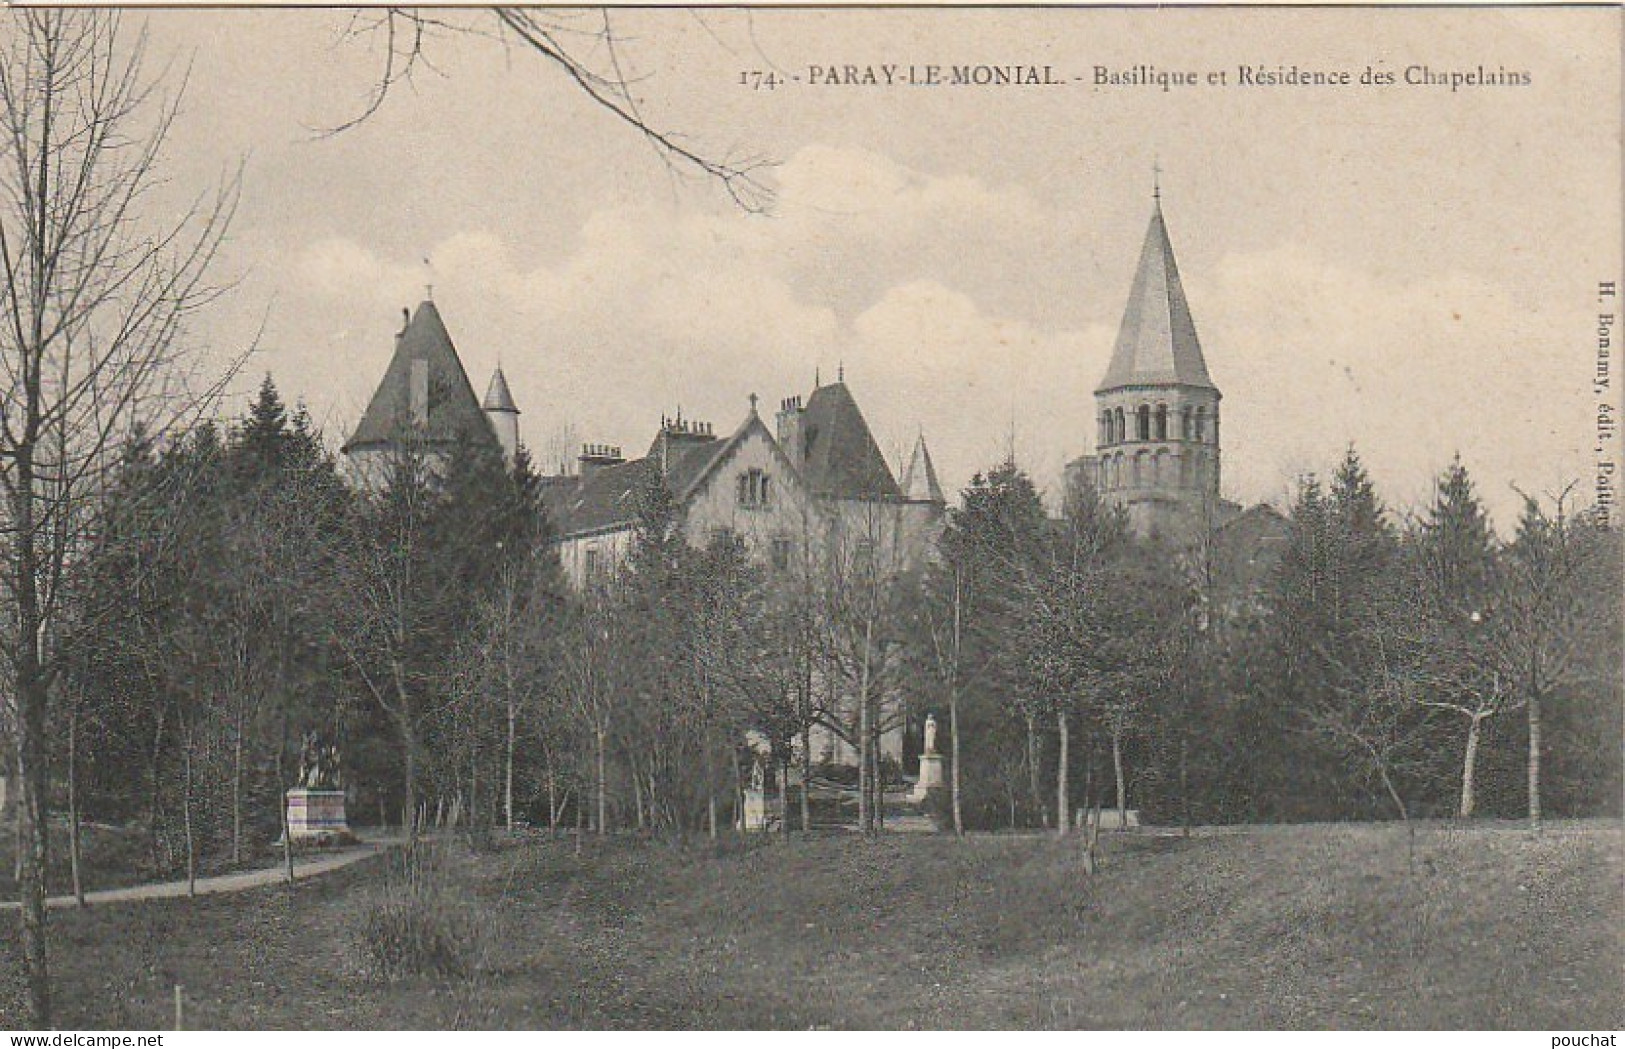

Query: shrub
left=354, top=843, right=486, bottom=981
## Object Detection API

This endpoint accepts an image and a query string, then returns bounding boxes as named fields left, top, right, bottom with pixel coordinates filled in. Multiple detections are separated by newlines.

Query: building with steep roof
left=342, top=301, right=517, bottom=485
left=540, top=379, right=946, bottom=769
left=1069, top=192, right=1224, bottom=540
left=545, top=380, right=946, bottom=596
left=482, top=366, right=520, bottom=468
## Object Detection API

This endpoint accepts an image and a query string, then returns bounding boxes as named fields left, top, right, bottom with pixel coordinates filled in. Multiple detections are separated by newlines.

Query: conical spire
left=344, top=300, right=493, bottom=453
left=483, top=366, right=519, bottom=414
left=1095, top=200, right=1215, bottom=393
left=901, top=433, right=945, bottom=505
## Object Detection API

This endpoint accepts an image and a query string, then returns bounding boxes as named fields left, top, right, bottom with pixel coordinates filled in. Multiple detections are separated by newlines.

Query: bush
left=355, top=843, right=485, bottom=981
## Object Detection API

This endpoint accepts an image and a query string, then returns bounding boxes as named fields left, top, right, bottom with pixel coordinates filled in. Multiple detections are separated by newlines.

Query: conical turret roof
left=1096, top=201, right=1216, bottom=394
left=343, top=301, right=496, bottom=453
left=901, top=433, right=945, bottom=504
left=798, top=381, right=901, bottom=500
left=483, top=366, right=519, bottom=414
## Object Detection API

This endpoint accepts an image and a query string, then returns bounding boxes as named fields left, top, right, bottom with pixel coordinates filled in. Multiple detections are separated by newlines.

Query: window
left=1182, top=406, right=1193, bottom=440
left=1155, top=404, right=1168, bottom=441
left=738, top=468, right=772, bottom=508
left=584, top=547, right=602, bottom=580
left=1195, top=407, right=1207, bottom=442
left=771, top=538, right=793, bottom=571
left=1136, top=405, right=1151, bottom=441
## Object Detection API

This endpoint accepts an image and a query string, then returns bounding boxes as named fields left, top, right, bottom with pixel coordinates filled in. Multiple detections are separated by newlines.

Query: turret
left=483, top=366, right=520, bottom=469
left=1093, top=186, right=1222, bottom=538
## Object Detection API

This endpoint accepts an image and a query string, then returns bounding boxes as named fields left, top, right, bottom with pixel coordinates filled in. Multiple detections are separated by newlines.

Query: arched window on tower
left=1155, top=404, right=1168, bottom=441
left=1195, top=406, right=1207, bottom=443
left=1100, top=411, right=1111, bottom=446
left=1114, top=407, right=1125, bottom=444
left=1136, top=405, right=1150, bottom=441
left=1182, top=406, right=1193, bottom=441
left=1134, top=449, right=1148, bottom=486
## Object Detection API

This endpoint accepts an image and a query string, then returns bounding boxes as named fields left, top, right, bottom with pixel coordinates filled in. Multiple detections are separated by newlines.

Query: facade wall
left=682, top=428, right=824, bottom=566
left=551, top=425, right=942, bottom=775
left=1094, top=384, right=1221, bottom=538
left=340, top=445, right=454, bottom=495
left=558, top=527, right=636, bottom=590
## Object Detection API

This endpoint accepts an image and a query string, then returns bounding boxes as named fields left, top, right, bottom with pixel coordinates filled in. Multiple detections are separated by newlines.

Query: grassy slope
left=1, top=821, right=1619, bottom=1030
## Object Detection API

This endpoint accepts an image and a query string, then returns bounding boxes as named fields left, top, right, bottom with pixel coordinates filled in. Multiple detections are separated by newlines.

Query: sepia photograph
left=0, top=3, right=1619, bottom=1034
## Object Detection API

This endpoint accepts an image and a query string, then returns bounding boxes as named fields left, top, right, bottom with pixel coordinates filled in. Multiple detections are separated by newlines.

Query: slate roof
left=544, top=430, right=733, bottom=538
left=796, top=382, right=900, bottom=500
left=1096, top=201, right=1217, bottom=394
left=343, top=301, right=498, bottom=453
left=901, top=434, right=945, bottom=504
left=483, top=367, right=519, bottom=413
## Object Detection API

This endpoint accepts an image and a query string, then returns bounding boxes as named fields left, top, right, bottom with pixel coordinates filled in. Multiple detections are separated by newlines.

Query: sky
left=135, top=8, right=1622, bottom=530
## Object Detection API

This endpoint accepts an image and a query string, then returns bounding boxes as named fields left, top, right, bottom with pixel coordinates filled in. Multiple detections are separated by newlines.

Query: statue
left=923, top=713, right=939, bottom=755
left=297, top=731, right=343, bottom=790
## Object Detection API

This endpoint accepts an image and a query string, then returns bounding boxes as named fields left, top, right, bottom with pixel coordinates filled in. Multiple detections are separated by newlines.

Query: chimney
left=409, top=359, right=429, bottom=427
left=659, top=413, right=717, bottom=447
left=776, top=394, right=805, bottom=470
left=578, top=443, right=625, bottom=480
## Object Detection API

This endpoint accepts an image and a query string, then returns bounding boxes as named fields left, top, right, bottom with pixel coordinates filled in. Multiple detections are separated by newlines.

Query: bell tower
left=1093, top=186, right=1221, bottom=538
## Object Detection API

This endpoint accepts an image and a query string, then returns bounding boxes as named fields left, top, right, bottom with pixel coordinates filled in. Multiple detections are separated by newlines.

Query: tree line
left=915, top=450, right=1621, bottom=839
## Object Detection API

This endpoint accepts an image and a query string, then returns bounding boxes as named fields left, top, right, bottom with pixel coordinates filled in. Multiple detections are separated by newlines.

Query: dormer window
left=738, top=468, right=772, bottom=508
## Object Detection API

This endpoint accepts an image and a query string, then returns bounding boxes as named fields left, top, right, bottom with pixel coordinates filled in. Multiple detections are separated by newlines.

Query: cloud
left=1195, top=243, right=1589, bottom=525
left=295, top=236, right=420, bottom=307
left=849, top=280, right=1111, bottom=498
left=280, top=150, right=1596, bottom=531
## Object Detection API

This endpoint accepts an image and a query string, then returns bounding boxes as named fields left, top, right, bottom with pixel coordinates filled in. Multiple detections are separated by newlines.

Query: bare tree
left=325, top=444, right=445, bottom=846
left=334, top=9, right=773, bottom=212
left=1491, top=486, right=1614, bottom=834
left=0, top=12, right=238, bottom=1025
left=811, top=502, right=910, bottom=833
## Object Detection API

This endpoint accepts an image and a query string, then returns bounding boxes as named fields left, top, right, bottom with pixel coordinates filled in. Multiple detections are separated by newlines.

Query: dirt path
left=1, top=838, right=399, bottom=911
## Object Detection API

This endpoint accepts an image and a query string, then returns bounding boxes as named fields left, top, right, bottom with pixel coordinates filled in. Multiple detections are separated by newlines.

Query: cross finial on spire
left=1152, top=156, right=1162, bottom=202
left=748, top=392, right=759, bottom=415
left=838, top=361, right=845, bottom=383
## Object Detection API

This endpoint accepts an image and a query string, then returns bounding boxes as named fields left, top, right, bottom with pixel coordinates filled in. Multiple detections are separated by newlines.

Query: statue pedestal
left=285, top=788, right=351, bottom=842
left=911, top=753, right=946, bottom=801
left=741, top=789, right=768, bottom=831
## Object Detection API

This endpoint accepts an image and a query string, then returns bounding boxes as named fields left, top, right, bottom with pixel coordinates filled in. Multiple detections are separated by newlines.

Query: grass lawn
left=1, top=820, right=1619, bottom=1029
